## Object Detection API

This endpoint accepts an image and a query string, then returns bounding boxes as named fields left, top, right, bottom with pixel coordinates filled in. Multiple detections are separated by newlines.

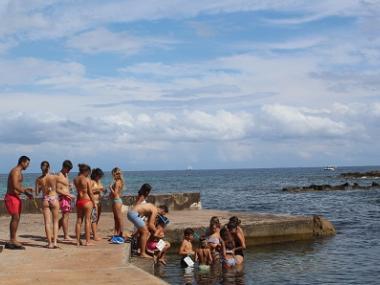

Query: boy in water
left=179, top=228, right=195, bottom=267
left=195, top=236, right=213, bottom=271
left=146, top=214, right=171, bottom=264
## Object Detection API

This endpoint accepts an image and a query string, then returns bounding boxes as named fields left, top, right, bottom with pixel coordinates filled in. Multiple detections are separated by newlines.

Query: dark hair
left=210, top=216, right=220, bottom=226
left=220, top=226, right=233, bottom=242
left=227, top=221, right=238, bottom=231
left=199, top=236, right=208, bottom=247
left=138, top=183, right=152, bottom=197
left=91, top=168, right=104, bottom=180
left=40, top=161, right=50, bottom=168
left=158, top=205, right=169, bottom=214
left=78, top=163, right=91, bottom=174
left=184, top=228, right=194, bottom=236
left=229, top=216, right=241, bottom=226
left=62, top=160, right=73, bottom=170
left=18, top=156, right=30, bottom=165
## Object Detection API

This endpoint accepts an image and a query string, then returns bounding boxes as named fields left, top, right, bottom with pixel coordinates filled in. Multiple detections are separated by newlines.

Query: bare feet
left=63, top=236, right=74, bottom=241
left=139, top=253, right=153, bottom=259
left=93, top=237, right=102, bottom=241
left=159, top=258, right=167, bottom=265
left=83, top=242, right=96, bottom=246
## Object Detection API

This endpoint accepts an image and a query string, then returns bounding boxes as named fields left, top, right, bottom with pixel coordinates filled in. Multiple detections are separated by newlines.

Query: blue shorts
left=127, top=210, right=145, bottom=229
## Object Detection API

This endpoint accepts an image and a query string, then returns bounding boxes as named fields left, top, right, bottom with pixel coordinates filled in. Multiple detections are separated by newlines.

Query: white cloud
left=66, top=28, right=177, bottom=55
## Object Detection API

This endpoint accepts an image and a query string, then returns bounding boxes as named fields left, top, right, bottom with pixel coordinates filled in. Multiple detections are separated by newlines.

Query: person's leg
left=112, top=204, right=119, bottom=235
left=159, top=241, right=171, bottom=264
left=84, top=203, right=95, bottom=245
left=138, top=227, right=151, bottom=258
left=75, top=207, right=83, bottom=246
left=52, top=200, right=60, bottom=247
left=42, top=201, right=53, bottom=248
left=9, top=214, right=21, bottom=245
left=96, top=203, right=102, bottom=224
left=115, top=203, right=123, bottom=236
left=63, top=212, right=71, bottom=240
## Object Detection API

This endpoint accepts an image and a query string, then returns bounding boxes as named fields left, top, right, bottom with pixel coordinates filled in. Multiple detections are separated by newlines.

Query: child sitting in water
left=146, top=214, right=170, bottom=264
left=223, top=241, right=238, bottom=269
left=195, top=236, right=213, bottom=271
left=179, top=228, right=195, bottom=267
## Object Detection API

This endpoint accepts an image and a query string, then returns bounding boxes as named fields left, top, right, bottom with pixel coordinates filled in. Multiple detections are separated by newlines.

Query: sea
left=1, top=166, right=380, bottom=284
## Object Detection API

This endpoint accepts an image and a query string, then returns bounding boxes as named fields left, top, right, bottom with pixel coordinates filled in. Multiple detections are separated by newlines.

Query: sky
left=0, top=0, right=379, bottom=172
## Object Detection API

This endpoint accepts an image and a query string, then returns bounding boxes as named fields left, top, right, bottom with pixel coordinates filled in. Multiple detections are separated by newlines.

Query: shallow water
left=1, top=166, right=380, bottom=284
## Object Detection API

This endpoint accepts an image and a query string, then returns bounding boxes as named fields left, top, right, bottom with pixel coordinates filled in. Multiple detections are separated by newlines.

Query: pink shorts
left=59, top=196, right=72, bottom=213
left=146, top=240, right=158, bottom=252
left=4, top=193, right=22, bottom=216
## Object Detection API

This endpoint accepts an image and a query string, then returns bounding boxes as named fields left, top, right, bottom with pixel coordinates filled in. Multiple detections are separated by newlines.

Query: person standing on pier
left=74, top=163, right=96, bottom=246
left=57, top=160, right=74, bottom=241
left=4, top=156, right=34, bottom=250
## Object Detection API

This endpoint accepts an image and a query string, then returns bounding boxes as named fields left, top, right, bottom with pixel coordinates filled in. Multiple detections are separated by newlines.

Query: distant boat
left=324, top=166, right=336, bottom=171
left=187, top=166, right=193, bottom=171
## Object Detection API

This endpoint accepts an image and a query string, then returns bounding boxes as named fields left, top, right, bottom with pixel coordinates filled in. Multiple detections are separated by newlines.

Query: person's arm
left=147, top=207, right=157, bottom=233
left=87, top=179, right=96, bottom=207
left=237, top=228, right=246, bottom=248
left=208, top=249, right=213, bottom=264
left=34, top=179, right=39, bottom=197
left=12, top=170, right=33, bottom=197
left=195, top=250, right=199, bottom=262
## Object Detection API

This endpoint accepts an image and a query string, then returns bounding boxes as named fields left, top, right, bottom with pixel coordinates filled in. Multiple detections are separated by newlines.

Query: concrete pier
left=164, top=209, right=335, bottom=245
left=0, top=192, right=201, bottom=216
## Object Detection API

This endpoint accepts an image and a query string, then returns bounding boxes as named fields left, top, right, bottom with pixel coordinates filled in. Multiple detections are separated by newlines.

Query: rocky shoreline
left=340, top=171, right=380, bottom=179
left=283, top=182, right=380, bottom=193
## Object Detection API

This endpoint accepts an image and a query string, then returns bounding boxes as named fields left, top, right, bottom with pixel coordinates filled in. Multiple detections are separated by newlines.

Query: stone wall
left=0, top=192, right=201, bottom=216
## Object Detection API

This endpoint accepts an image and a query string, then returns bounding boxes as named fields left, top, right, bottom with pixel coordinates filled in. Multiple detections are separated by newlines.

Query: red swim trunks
left=76, top=198, right=91, bottom=209
left=4, top=193, right=22, bottom=215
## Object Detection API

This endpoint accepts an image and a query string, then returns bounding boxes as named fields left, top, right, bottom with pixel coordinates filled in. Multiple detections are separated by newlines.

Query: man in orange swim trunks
left=4, top=156, right=34, bottom=250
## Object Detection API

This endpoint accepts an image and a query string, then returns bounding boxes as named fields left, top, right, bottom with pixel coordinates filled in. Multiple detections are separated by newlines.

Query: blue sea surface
left=1, top=166, right=380, bottom=284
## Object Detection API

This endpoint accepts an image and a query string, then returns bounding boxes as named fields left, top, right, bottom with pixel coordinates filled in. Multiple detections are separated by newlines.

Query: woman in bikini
left=74, top=163, right=96, bottom=246
left=35, top=161, right=60, bottom=249
left=110, top=167, right=125, bottom=237
left=90, top=168, right=104, bottom=241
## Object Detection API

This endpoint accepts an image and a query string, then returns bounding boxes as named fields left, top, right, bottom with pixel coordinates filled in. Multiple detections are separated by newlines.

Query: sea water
left=1, top=166, right=380, bottom=284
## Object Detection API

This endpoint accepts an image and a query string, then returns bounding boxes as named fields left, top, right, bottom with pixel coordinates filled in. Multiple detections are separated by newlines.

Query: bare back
left=56, top=172, right=70, bottom=196
left=74, top=175, right=91, bottom=200
left=36, top=174, right=58, bottom=197
left=196, top=248, right=212, bottom=265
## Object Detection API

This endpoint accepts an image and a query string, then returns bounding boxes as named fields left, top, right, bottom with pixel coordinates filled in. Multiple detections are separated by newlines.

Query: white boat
left=324, top=166, right=336, bottom=171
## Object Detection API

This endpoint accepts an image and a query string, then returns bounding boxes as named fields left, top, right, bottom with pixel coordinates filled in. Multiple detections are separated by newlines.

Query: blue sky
left=0, top=0, right=379, bottom=172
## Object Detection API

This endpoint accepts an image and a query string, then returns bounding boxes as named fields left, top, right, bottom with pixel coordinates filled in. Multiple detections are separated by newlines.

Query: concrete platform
left=0, top=214, right=167, bottom=285
left=164, top=210, right=335, bottom=245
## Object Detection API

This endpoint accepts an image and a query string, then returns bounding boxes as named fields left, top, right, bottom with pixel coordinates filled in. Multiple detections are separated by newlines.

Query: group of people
left=2, top=155, right=161, bottom=251
left=3, top=155, right=245, bottom=270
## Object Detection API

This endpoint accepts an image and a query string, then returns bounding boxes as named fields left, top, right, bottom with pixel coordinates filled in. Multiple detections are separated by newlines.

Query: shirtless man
left=5, top=156, right=33, bottom=249
left=74, top=163, right=96, bottom=246
left=127, top=203, right=168, bottom=258
left=57, top=160, right=74, bottom=241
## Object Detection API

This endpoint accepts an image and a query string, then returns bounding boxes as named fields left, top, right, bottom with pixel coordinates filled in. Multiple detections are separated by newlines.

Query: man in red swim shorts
left=5, top=156, right=34, bottom=250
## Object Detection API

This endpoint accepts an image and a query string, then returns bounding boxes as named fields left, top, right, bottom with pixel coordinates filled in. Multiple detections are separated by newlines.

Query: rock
left=282, top=182, right=380, bottom=192
left=340, top=171, right=380, bottom=179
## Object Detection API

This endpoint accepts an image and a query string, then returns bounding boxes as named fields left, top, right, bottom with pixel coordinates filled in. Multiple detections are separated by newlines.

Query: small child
left=223, top=241, right=237, bottom=269
left=195, top=236, right=213, bottom=271
left=179, top=228, right=195, bottom=267
left=146, top=214, right=170, bottom=264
